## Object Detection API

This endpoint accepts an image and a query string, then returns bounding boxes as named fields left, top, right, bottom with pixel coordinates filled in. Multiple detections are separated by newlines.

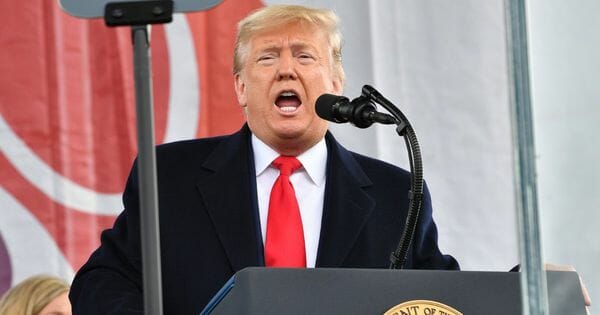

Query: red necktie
left=265, top=156, right=306, bottom=267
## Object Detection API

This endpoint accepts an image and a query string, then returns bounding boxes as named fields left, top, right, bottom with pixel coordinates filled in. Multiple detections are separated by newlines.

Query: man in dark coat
left=70, top=5, right=458, bottom=314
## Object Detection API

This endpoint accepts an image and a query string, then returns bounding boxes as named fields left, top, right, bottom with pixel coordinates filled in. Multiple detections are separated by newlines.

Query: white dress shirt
left=252, top=135, right=327, bottom=268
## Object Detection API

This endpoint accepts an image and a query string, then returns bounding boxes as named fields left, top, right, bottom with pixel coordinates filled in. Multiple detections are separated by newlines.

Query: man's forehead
left=253, top=38, right=317, bottom=49
left=248, top=24, right=327, bottom=50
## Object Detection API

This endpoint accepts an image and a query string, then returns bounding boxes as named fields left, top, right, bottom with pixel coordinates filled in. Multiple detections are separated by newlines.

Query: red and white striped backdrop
left=0, top=0, right=262, bottom=293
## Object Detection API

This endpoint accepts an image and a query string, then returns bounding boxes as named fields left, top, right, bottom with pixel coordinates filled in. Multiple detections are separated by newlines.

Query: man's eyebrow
left=289, top=41, right=316, bottom=51
left=253, top=40, right=318, bottom=54
left=260, top=45, right=280, bottom=52
left=253, top=43, right=281, bottom=54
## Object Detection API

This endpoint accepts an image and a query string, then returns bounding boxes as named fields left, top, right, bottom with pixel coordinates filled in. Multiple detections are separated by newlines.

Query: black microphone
left=316, top=93, right=397, bottom=128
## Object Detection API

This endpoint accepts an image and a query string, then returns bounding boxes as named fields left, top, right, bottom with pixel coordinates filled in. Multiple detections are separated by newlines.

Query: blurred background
left=0, top=0, right=597, bottom=306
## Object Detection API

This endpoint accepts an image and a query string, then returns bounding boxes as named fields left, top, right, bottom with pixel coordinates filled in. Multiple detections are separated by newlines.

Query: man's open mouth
left=275, top=91, right=302, bottom=113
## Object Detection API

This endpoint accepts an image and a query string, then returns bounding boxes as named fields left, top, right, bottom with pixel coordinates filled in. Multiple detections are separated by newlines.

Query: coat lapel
left=195, top=126, right=261, bottom=271
left=316, top=133, right=375, bottom=267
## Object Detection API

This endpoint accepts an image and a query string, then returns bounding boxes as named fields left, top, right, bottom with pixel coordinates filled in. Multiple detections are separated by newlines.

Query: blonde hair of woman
left=0, top=275, right=70, bottom=315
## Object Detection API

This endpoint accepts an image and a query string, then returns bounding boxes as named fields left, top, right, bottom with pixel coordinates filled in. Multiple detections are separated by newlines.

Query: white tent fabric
left=528, top=0, right=600, bottom=306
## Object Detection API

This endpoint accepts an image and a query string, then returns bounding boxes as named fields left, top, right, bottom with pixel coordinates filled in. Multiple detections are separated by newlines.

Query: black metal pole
left=132, top=24, right=164, bottom=315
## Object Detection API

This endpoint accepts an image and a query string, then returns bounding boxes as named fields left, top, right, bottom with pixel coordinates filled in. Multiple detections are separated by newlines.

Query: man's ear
left=234, top=73, right=247, bottom=107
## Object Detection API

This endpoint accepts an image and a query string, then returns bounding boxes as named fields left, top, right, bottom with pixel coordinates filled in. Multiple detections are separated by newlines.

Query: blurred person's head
left=0, top=275, right=70, bottom=315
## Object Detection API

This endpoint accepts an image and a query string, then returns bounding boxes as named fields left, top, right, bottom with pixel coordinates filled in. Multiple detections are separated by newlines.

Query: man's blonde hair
left=0, top=275, right=70, bottom=315
left=233, top=5, right=345, bottom=83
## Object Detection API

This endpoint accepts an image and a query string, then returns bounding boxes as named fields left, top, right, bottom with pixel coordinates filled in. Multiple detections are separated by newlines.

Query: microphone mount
left=342, top=85, right=424, bottom=269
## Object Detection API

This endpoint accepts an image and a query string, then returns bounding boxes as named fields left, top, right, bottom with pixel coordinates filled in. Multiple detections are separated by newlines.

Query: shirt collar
left=251, top=134, right=327, bottom=186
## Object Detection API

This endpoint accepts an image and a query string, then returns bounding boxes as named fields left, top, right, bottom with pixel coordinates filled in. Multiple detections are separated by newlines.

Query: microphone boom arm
left=360, top=85, right=424, bottom=269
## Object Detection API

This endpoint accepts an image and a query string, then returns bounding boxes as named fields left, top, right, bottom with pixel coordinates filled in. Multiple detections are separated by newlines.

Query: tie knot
left=272, top=156, right=302, bottom=176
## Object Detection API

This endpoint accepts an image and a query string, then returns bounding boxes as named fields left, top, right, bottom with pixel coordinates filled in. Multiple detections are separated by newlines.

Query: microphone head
left=316, top=94, right=348, bottom=122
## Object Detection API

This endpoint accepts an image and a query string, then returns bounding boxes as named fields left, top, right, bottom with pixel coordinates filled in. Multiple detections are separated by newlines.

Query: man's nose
left=277, top=53, right=298, bottom=80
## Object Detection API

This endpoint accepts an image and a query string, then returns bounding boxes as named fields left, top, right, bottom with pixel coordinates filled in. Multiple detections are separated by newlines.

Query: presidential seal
left=383, top=299, right=462, bottom=315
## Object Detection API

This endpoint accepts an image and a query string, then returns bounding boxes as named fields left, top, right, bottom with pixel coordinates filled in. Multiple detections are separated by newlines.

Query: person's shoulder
left=326, top=132, right=411, bottom=181
left=348, top=150, right=411, bottom=178
left=154, top=133, right=236, bottom=166
left=157, top=134, right=230, bottom=154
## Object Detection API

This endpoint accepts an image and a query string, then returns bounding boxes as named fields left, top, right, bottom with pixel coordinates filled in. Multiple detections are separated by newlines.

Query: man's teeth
left=279, top=106, right=297, bottom=112
left=275, top=91, right=300, bottom=112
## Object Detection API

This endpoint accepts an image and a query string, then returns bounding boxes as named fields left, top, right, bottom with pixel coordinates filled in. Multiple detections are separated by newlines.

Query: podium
left=201, top=267, right=586, bottom=314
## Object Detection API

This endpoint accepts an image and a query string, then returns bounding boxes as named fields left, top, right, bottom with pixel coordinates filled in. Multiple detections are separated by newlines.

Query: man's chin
left=270, top=122, right=309, bottom=139
left=264, top=129, right=321, bottom=155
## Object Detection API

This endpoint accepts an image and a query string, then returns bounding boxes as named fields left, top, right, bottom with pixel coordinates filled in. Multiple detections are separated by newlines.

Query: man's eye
left=297, top=54, right=315, bottom=64
left=258, top=55, right=275, bottom=62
